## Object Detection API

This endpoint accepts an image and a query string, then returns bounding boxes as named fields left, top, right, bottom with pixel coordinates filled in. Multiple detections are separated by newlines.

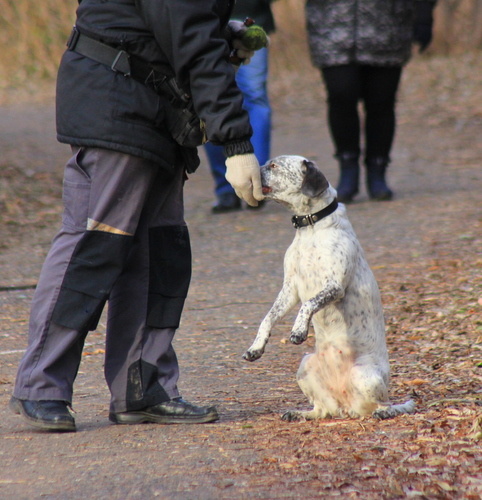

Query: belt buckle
left=66, top=26, right=80, bottom=50
left=111, top=50, right=131, bottom=76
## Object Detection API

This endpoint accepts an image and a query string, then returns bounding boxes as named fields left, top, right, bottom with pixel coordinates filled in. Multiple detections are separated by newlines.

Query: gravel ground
left=0, top=56, right=481, bottom=498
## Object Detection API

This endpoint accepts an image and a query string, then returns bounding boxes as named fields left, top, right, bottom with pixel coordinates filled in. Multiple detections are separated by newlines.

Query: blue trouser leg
left=236, top=47, right=271, bottom=166
left=204, top=141, right=233, bottom=198
left=205, top=47, right=271, bottom=199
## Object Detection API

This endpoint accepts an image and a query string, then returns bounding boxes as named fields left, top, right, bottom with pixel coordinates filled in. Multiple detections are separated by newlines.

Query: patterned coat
left=306, top=0, right=437, bottom=67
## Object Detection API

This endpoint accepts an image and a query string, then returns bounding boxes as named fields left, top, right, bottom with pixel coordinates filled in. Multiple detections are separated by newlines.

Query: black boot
left=211, top=192, right=242, bottom=213
left=365, top=157, right=393, bottom=201
left=335, top=152, right=360, bottom=202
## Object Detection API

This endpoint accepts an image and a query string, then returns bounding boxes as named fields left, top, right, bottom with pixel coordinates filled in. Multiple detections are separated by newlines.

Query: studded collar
left=291, top=199, right=338, bottom=229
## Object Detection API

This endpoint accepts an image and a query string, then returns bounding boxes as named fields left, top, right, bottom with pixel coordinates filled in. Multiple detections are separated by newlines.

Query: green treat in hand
left=241, top=25, right=269, bottom=51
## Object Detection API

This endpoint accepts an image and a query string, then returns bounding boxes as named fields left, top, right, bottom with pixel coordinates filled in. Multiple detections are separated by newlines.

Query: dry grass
left=0, top=0, right=73, bottom=91
left=1, top=0, right=482, bottom=95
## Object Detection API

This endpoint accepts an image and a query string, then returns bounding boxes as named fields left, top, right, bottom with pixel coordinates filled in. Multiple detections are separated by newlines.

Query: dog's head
left=260, top=155, right=336, bottom=213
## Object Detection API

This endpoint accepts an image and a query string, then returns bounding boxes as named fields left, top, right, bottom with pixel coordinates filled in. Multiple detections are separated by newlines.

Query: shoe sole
left=9, top=398, right=76, bottom=432
left=109, top=410, right=219, bottom=425
left=369, top=193, right=393, bottom=201
left=211, top=206, right=242, bottom=214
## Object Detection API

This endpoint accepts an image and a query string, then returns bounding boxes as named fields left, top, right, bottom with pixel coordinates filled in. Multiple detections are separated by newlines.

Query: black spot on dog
left=301, top=160, right=329, bottom=198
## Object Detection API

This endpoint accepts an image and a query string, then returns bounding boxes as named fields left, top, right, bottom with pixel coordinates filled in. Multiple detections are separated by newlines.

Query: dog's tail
left=372, top=399, right=416, bottom=420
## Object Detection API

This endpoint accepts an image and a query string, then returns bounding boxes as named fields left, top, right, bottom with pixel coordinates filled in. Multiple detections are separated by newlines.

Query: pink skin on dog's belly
left=262, top=186, right=272, bottom=194
left=316, top=344, right=355, bottom=404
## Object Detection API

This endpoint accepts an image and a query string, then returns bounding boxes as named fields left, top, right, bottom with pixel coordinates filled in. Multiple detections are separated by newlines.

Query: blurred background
left=2, top=0, right=482, bottom=88
left=1, top=0, right=482, bottom=80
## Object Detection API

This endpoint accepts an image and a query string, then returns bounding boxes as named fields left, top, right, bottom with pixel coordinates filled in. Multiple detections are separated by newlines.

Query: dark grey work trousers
left=13, top=147, right=191, bottom=413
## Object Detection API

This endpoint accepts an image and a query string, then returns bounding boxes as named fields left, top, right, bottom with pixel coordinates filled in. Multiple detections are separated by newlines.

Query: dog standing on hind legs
left=243, top=155, right=414, bottom=420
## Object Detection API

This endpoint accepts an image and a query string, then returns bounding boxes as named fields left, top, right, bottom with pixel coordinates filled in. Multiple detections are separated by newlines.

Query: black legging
left=321, top=64, right=402, bottom=160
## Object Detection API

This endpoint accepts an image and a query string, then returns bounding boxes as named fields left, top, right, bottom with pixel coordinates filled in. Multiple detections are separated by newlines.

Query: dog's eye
left=269, top=163, right=277, bottom=169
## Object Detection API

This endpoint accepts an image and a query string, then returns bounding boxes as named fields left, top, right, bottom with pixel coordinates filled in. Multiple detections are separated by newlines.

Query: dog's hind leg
left=282, top=353, right=340, bottom=421
left=244, top=282, right=299, bottom=361
left=290, top=281, right=344, bottom=345
left=349, top=365, right=415, bottom=419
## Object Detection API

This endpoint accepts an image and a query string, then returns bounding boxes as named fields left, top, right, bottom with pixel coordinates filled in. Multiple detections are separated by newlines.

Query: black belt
left=66, top=27, right=171, bottom=96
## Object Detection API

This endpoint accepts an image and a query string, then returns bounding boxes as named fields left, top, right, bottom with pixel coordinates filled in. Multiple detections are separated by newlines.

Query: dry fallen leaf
left=403, top=379, right=428, bottom=386
left=468, top=414, right=482, bottom=441
left=82, top=349, right=105, bottom=356
left=436, top=481, right=456, bottom=492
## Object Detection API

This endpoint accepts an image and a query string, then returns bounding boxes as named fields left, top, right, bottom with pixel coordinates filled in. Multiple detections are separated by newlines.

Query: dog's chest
left=286, top=226, right=351, bottom=271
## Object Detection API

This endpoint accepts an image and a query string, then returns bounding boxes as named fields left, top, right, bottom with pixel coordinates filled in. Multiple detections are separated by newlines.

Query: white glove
left=225, top=153, right=264, bottom=207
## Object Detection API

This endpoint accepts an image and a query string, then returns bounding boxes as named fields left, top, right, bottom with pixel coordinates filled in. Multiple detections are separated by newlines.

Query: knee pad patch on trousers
left=147, top=225, right=192, bottom=329
left=52, top=231, right=132, bottom=331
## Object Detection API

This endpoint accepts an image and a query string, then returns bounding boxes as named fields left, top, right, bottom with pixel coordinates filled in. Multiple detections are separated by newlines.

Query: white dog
left=244, top=156, right=414, bottom=420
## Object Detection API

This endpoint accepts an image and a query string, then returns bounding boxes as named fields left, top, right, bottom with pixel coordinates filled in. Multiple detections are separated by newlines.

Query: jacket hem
left=57, top=135, right=176, bottom=174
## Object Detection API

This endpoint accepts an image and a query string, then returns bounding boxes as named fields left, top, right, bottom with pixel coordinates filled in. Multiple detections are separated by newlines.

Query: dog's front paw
left=281, top=410, right=303, bottom=422
left=290, top=330, right=307, bottom=345
left=243, top=348, right=263, bottom=362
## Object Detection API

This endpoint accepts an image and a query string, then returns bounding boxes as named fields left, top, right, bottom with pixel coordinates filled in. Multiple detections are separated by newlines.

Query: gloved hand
left=225, top=153, right=264, bottom=207
left=413, top=1, right=435, bottom=52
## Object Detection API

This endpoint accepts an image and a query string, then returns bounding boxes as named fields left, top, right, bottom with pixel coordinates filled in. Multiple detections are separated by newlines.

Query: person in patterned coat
left=305, top=0, right=438, bottom=201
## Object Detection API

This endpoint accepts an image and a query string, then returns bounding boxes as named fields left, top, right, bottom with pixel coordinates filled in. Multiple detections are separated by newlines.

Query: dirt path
left=1, top=60, right=481, bottom=499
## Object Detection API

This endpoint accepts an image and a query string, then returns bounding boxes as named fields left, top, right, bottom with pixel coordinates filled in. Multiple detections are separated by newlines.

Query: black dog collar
left=291, top=199, right=338, bottom=229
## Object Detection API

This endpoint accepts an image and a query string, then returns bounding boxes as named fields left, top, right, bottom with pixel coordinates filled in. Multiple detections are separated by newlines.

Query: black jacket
left=56, top=0, right=254, bottom=174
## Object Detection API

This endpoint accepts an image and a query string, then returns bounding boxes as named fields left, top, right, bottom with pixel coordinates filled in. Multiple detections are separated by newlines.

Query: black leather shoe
left=109, top=397, right=219, bottom=425
left=9, top=396, right=76, bottom=432
left=211, top=193, right=242, bottom=214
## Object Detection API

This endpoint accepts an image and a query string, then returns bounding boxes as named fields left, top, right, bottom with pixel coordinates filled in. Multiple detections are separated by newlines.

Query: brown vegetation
left=0, top=0, right=74, bottom=89
left=1, top=0, right=482, bottom=91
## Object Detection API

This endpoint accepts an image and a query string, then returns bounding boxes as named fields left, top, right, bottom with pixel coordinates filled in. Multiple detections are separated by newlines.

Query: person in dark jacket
left=305, top=0, right=438, bottom=201
left=9, top=0, right=265, bottom=432
left=205, top=0, right=276, bottom=213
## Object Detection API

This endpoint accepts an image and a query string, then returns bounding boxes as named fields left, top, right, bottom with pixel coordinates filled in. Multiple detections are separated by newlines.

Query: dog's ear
left=301, top=160, right=329, bottom=198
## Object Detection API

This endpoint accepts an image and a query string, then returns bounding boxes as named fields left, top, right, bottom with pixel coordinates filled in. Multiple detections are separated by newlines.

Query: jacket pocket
left=111, top=73, right=165, bottom=130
